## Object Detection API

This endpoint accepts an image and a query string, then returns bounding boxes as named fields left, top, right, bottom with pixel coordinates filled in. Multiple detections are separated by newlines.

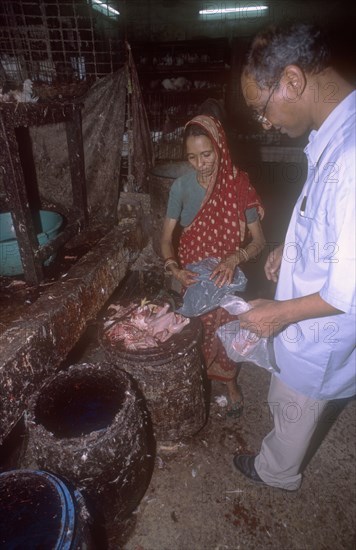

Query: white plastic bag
left=219, top=294, right=252, bottom=315
left=217, top=295, right=279, bottom=373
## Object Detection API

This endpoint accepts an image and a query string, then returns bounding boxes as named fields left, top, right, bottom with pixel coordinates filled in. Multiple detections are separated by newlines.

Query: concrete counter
left=0, top=223, right=142, bottom=444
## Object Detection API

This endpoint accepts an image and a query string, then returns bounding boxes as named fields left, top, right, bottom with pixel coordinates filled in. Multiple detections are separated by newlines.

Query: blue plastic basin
left=0, top=469, right=91, bottom=549
left=0, top=210, right=63, bottom=276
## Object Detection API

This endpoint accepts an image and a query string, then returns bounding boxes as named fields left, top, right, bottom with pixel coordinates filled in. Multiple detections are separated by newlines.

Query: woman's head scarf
left=179, top=114, right=264, bottom=266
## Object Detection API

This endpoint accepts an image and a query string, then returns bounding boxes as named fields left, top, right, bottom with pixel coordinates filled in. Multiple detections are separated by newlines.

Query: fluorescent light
left=92, top=0, right=120, bottom=16
left=199, top=6, right=268, bottom=15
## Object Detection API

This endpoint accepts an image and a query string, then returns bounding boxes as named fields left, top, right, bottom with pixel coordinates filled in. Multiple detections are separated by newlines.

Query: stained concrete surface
left=0, top=222, right=143, bottom=444
left=126, top=379, right=355, bottom=550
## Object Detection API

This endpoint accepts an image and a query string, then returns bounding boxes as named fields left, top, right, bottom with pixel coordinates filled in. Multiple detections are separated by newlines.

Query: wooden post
left=0, top=110, right=43, bottom=285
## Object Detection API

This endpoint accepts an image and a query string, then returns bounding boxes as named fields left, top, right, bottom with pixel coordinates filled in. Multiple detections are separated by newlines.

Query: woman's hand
left=210, top=255, right=237, bottom=288
left=172, top=266, right=199, bottom=287
left=161, top=217, right=198, bottom=287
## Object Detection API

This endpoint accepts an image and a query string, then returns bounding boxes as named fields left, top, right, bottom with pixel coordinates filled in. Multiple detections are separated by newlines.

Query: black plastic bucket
left=0, top=469, right=93, bottom=549
left=101, top=317, right=208, bottom=441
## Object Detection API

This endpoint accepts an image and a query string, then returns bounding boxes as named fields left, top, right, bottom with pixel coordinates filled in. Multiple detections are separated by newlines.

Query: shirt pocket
left=298, top=194, right=316, bottom=221
left=294, top=194, right=320, bottom=248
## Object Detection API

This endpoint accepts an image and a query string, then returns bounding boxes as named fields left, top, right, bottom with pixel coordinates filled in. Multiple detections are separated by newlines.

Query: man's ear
left=282, top=64, right=307, bottom=97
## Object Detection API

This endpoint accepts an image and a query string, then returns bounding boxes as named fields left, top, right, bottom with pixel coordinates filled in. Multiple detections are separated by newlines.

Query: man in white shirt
left=234, top=22, right=355, bottom=491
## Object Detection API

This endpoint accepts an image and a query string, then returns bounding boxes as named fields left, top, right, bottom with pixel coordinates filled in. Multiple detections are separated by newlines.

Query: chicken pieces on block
left=103, top=301, right=190, bottom=350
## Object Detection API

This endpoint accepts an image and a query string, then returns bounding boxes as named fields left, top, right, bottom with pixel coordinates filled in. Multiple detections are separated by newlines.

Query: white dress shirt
left=274, top=90, right=356, bottom=400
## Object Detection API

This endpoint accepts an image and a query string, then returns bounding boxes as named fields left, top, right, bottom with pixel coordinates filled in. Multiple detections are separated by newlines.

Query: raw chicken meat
left=231, top=328, right=260, bottom=355
left=103, top=301, right=190, bottom=350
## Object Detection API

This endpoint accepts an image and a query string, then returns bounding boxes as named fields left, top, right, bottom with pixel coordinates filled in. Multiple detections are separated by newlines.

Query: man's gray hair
left=244, top=22, right=331, bottom=88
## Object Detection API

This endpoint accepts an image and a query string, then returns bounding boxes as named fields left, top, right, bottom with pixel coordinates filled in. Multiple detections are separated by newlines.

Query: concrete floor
left=118, top=371, right=355, bottom=550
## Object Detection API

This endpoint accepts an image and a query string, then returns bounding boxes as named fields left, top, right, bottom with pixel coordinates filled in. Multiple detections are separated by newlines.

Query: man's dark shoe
left=233, top=454, right=268, bottom=486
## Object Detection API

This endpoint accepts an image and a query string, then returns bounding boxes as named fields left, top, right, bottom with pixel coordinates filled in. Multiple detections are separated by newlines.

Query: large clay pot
left=23, top=362, right=154, bottom=526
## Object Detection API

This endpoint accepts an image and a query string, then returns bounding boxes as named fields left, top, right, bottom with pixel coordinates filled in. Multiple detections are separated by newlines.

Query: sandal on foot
left=226, top=399, right=244, bottom=418
left=226, top=385, right=244, bottom=418
left=226, top=386, right=244, bottom=418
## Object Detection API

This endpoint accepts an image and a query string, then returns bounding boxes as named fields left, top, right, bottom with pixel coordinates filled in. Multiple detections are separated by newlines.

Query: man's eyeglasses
left=253, top=81, right=279, bottom=127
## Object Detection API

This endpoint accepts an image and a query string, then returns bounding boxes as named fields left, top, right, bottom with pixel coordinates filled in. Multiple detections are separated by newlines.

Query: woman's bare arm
left=161, top=217, right=177, bottom=260
left=211, top=218, right=266, bottom=287
left=160, top=217, right=198, bottom=287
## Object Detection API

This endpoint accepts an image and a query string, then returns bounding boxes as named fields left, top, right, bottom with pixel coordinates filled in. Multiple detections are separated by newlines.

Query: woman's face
left=186, top=135, right=218, bottom=179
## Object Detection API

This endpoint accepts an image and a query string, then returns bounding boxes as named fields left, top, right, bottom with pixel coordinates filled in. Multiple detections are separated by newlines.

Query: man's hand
left=239, top=294, right=342, bottom=338
left=265, top=244, right=284, bottom=282
left=238, top=299, right=285, bottom=338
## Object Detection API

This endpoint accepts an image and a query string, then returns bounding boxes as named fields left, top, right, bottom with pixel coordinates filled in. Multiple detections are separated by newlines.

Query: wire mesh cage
left=132, top=38, right=230, bottom=160
left=0, top=3, right=233, bottom=163
left=0, top=0, right=125, bottom=98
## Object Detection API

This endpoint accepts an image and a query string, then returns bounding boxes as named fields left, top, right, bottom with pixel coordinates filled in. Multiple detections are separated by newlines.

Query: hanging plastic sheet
left=25, top=48, right=154, bottom=223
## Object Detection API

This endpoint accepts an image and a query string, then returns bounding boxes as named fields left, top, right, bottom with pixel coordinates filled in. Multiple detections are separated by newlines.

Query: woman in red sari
left=161, top=115, right=265, bottom=416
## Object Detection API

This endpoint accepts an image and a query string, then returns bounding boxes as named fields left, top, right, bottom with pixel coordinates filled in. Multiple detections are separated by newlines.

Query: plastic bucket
left=0, top=210, right=63, bottom=276
left=0, top=469, right=93, bottom=549
left=100, top=317, right=208, bottom=441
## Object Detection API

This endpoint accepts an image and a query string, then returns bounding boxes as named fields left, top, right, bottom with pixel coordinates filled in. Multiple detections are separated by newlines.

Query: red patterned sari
left=178, top=115, right=263, bottom=381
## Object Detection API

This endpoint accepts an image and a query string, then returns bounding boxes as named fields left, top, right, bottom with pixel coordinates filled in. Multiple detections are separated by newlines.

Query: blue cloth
left=274, top=90, right=356, bottom=400
left=176, top=257, right=247, bottom=317
left=166, top=170, right=206, bottom=227
left=166, top=170, right=259, bottom=227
